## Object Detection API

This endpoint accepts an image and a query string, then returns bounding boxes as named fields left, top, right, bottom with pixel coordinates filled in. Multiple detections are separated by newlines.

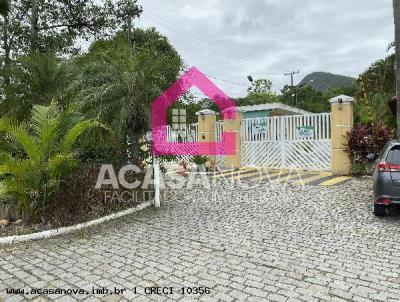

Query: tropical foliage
left=70, top=29, right=181, bottom=162
left=0, top=103, right=105, bottom=219
left=0, top=52, right=70, bottom=120
left=0, top=1, right=182, bottom=224
left=345, top=121, right=394, bottom=175
left=342, top=52, right=397, bottom=175
left=355, top=54, right=396, bottom=127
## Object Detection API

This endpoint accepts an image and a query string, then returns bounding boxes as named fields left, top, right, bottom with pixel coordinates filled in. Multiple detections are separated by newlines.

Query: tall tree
left=239, top=78, right=277, bottom=106
left=247, top=79, right=273, bottom=96
left=0, top=0, right=141, bottom=118
left=26, top=0, right=118, bottom=53
left=0, top=1, right=30, bottom=89
left=394, top=0, right=400, bottom=135
left=116, top=0, right=142, bottom=42
left=0, top=0, right=120, bottom=86
left=0, top=52, right=69, bottom=120
left=356, top=54, right=395, bottom=124
left=70, top=29, right=182, bottom=163
left=30, top=0, right=38, bottom=50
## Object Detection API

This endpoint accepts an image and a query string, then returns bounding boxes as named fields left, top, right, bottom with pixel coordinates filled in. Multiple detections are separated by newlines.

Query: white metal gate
left=164, top=124, right=198, bottom=165
left=242, top=113, right=332, bottom=171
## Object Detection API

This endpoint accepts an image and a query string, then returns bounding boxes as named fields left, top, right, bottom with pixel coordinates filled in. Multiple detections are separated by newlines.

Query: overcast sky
left=135, top=0, right=394, bottom=97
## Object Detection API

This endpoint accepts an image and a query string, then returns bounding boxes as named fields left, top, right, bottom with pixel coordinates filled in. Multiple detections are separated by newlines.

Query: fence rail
left=165, top=124, right=198, bottom=143
left=242, top=113, right=331, bottom=142
left=242, top=113, right=332, bottom=171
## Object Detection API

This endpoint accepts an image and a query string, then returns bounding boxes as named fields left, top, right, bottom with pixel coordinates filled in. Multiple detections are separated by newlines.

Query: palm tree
left=75, top=54, right=154, bottom=163
left=0, top=103, right=104, bottom=219
left=72, top=33, right=181, bottom=163
left=394, top=0, right=400, bottom=135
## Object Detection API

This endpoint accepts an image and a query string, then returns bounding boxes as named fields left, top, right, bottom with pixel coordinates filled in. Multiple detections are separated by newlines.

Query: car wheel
left=374, top=203, right=386, bottom=217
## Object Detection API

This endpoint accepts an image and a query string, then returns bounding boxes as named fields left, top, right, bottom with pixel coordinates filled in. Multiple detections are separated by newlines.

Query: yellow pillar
left=223, top=109, right=243, bottom=169
left=196, top=109, right=216, bottom=157
left=330, top=95, right=355, bottom=175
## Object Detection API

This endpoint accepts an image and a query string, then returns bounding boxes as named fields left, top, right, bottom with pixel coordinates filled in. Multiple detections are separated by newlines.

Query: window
left=386, top=145, right=400, bottom=165
left=172, top=109, right=186, bottom=130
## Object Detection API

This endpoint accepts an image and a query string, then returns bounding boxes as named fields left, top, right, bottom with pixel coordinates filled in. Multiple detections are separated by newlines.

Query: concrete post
left=196, top=109, right=216, bottom=159
left=223, top=109, right=243, bottom=169
left=153, top=156, right=161, bottom=208
left=329, top=95, right=355, bottom=175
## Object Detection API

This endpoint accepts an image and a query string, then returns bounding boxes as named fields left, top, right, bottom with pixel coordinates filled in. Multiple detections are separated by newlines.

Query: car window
left=386, top=145, right=400, bottom=165
left=377, top=141, right=392, bottom=159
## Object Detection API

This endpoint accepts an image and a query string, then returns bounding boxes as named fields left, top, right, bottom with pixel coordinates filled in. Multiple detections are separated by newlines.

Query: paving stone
left=0, top=177, right=394, bottom=301
left=5, top=295, right=25, bottom=302
left=267, top=293, right=287, bottom=302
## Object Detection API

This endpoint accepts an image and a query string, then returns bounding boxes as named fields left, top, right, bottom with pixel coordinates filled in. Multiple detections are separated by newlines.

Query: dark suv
left=373, top=140, right=400, bottom=216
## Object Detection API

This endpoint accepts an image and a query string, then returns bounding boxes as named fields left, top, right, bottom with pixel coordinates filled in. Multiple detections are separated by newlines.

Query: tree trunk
left=30, top=0, right=38, bottom=50
left=127, top=15, right=132, bottom=42
left=130, top=131, right=141, bottom=164
left=394, top=0, right=400, bottom=136
left=2, top=12, right=10, bottom=88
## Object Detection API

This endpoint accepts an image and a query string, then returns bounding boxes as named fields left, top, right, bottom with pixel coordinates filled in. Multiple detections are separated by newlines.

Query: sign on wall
left=252, top=124, right=267, bottom=135
left=296, top=126, right=315, bottom=139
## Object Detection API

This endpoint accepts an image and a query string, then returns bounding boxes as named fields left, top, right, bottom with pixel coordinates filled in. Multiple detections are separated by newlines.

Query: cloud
left=137, top=0, right=394, bottom=97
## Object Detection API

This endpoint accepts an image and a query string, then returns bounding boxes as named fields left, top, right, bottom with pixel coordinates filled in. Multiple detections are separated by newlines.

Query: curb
left=0, top=201, right=152, bottom=246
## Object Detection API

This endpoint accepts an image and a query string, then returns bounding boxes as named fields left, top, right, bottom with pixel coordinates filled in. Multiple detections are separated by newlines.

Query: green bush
left=0, top=184, right=16, bottom=207
left=349, top=160, right=374, bottom=176
left=346, top=120, right=394, bottom=176
left=78, top=145, right=114, bottom=164
left=192, top=155, right=208, bottom=165
left=0, top=103, right=106, bottom=220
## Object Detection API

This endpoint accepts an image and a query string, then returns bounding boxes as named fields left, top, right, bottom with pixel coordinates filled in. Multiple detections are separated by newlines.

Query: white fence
left=165, top=124, right=198, bottom=143
left=164, top=122, right=225, bottom=168
left=161, top=124, right=198, bottom=165
left=242, top=113, right=332, bottom=171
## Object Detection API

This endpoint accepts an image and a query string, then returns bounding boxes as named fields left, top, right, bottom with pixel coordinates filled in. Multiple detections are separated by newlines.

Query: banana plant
left=0, top=103, right=106, bottom=220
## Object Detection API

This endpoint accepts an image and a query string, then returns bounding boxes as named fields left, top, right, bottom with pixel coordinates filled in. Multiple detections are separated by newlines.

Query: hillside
left=299, top=72, right=356, bottom=92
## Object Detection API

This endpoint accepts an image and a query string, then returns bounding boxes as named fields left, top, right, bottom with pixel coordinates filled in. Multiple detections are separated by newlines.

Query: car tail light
left=376, top=198, right=392, bottom=205
left=377, top=162, right=400, bottom=172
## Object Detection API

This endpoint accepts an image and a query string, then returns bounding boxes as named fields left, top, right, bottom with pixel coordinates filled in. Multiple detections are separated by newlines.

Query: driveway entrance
left=1, top=177, right=397, bottom=302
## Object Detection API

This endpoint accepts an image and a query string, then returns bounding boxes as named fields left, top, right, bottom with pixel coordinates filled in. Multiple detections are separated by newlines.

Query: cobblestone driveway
left=2, top=177, right=400, bottom=302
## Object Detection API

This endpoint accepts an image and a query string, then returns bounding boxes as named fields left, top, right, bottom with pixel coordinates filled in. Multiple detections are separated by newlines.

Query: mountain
left=299, top=72, right=356, bottom=92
